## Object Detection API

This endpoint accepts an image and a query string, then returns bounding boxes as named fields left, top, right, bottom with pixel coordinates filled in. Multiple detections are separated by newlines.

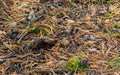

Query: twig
left=101, top=42, right=105, bottom=54
left=17, top=31, right=29, bottom=44
left=1, top=0, right=8, bottom=9
left=105, top=46, right=112, bottom=58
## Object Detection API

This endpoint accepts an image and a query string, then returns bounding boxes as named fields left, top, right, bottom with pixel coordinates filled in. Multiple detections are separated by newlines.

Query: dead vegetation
left=0, top=0, right=120, bottom=75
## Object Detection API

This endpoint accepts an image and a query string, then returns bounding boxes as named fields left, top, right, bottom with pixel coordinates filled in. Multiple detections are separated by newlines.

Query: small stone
left=67, top=45, right=77, bottom=53
left=61, top=38, right=70, bottom=46
left=7, top=29, right=18, bottom=39
left=65, top=29, right=72, bottom=34
left=28, top=11, right=35, bottom=20
left=116, top=47, right=120, bottom=53
left=68, top=12, right=76, bottom=19
left=57, top=13, right=64, bottom=18
left=40, top=49, right=46, bottom=54
left=89, top=35, right=96, bottom=41
left=83, top=34, right=89, bottom=40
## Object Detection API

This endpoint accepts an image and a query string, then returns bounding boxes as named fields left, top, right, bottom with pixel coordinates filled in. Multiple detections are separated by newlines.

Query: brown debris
left=0, top=0, right=120, bottom=75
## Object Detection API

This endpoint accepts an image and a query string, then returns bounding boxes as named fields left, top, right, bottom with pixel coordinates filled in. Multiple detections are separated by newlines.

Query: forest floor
left=0, top=0, right=120, bottom=75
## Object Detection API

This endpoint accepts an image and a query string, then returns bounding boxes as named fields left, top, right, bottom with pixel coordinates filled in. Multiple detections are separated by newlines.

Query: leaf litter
left=0, top=0, right=120, bottom=75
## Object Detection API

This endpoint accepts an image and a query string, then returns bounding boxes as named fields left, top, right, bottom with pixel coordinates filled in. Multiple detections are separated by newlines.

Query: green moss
left=106, top=31, right=112, bottom=36
left=106, top=12, right=115, bottom=18
left=112, top=33, right=120, bottom=38
left=65, top=56, right=89, bottom=72
left=106, top=31, right=120, bottom=38
left=66, top=0, right=72, bottom=3
left=113, top=23, right=120, bottom=29
left=93, top=0, right=99, bottom=3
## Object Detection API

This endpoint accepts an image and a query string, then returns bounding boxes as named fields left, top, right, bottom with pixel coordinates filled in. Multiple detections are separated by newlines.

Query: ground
left=0, top=0, right=120, bottom=75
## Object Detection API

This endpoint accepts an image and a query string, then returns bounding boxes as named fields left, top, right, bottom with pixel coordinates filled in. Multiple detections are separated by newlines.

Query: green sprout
left=65, top=56, right=89, bottom=72
left=26, top=25, right=47, bottom=35
left=26, top=25, right=40, bottom=34
left=40, top=29, right=47, bottom=35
